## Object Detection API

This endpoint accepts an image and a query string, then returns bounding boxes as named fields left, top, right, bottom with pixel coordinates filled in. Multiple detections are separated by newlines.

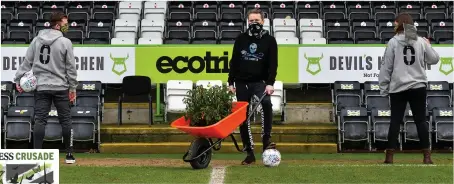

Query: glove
left=265, top=85, right=274, bottom=95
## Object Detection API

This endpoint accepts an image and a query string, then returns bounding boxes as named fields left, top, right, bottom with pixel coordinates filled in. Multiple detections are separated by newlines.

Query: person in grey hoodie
left=379, top=13, right=440, bottom=165
left=13, top=12, right=78, bottom=164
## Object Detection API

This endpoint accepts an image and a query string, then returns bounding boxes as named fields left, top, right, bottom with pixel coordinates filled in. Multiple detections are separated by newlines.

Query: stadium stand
left=118, top=76, right=153, bottom=125
left=1, top=1, right=453, bottom=152
left=403, top=108, right=432, bottom=149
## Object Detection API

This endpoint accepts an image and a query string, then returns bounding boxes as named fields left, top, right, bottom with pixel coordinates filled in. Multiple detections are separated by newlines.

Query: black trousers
left=387, top=87, right=430, bottom=150
left=34, top=90, right=73, bottom=153
left=235, top=81, right=273, bottom=152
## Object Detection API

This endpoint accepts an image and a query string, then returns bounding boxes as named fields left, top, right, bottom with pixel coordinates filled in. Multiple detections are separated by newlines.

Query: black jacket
left=227, top=32, right=278, bottom=86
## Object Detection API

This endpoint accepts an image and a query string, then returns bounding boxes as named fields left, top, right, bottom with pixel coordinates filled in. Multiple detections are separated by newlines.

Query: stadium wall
left=2, top=44, right=453, bottom=84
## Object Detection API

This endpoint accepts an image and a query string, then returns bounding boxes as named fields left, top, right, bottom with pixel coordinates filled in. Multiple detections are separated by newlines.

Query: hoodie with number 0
left=379, top=24, right=440, bottom=95
left=13, top=29, right=78, bottom=92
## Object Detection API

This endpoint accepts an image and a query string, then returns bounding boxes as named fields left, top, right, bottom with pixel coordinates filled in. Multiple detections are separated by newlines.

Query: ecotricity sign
left=1, top=47, right=135, bottom=83
left=298, top=47, right=454, bottom=83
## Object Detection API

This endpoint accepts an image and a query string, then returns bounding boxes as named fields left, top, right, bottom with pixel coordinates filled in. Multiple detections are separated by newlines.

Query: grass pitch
left=59, top=153, right=453, bottom=184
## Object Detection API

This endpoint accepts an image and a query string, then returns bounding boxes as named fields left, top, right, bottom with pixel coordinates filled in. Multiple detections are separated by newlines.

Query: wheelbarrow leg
left=230, top=134, right=243, bottom=152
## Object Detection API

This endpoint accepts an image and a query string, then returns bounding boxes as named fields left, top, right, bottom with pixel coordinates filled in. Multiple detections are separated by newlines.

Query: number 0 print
left=39, top=45, right=51, bottom=64
left=403, top=46, right=415, bottom=65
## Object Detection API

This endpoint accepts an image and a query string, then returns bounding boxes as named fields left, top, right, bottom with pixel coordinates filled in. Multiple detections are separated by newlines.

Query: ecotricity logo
left=156, top=51, right=230, bottom=73
left=110, top=53, right=129, bottom=76
left=439, top=57, right=453, bottom=75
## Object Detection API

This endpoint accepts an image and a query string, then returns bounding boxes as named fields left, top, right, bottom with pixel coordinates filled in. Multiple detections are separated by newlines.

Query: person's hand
left=228, top=85, right=236, bottom=93
left=69, top=91, right=76, bottom=103
left=265, top=85, right=274, bottom=95
left=16, top=83, right=23, bottom=93
left=423, top=37, right=431, bottom=45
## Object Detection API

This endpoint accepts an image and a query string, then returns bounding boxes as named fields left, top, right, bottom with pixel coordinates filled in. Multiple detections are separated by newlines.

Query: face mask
left=60, top=24, right=68, bottom=33
left=248, top=22, right=264, bottom=39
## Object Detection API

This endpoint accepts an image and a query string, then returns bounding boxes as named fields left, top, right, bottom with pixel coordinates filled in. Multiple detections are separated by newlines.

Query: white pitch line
left=285, top=164, right=452, bottom=167
left=209, top=166, right=226, bottom=184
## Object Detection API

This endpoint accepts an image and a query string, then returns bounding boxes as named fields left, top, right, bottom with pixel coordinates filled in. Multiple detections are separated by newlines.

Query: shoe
left=383, top=149, right=394, bottom=164
left=423, top=149, right=434, bottom=164
left=241, top=151, right=256, bottom=165
left=263, top=141, right=276, bottom=152
left=65, top=153, right=76, bottom=164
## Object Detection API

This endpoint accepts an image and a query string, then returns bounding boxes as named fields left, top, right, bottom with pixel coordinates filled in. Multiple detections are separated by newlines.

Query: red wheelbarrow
left=171, top=93, right=266, bottom=169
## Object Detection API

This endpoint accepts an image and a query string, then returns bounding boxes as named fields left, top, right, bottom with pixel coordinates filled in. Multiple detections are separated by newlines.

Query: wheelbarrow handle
left=246, top=91, right=267, bottom=122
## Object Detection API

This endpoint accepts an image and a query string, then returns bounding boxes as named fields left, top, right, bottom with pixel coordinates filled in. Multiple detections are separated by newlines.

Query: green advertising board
left=135, top=45, right=299, bottom=83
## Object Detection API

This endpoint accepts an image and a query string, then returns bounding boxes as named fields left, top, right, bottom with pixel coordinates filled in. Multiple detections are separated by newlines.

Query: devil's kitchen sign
left=1, top=47, right=136, bottom=83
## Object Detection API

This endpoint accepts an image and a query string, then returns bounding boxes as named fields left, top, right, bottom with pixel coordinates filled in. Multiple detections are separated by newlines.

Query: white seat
left=165, top=80, right=193, bottom=116
left=138, top=37, right=163, bottom=45
left=301, top=37, right=327, bottom=44
left=299, top=19, right=323, bottom=38
left=144, top=1, right=167, bottom=21
left=118, top=1, right=143, bottom=21
left=276, top=37, right=299, bottom=44
left=273, top=18, right=297, bottom=38
left=247, top=18, right=271, bottom=32
left=196, top=80, right=223, bottom=89
left=114, top=19, right=138, bottom=38
left=271, top=81, right=284, bottom=114
left=111, top=38, right=136, bottom=45
left=141, top=19, right=165, bottom=38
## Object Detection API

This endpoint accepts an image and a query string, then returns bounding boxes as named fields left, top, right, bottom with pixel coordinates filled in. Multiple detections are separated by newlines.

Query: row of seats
left=164, top=80, right=285, bottom=122
left=338, top=106, right=453, bottom=151
left=1, top=81, right=103, bottom=149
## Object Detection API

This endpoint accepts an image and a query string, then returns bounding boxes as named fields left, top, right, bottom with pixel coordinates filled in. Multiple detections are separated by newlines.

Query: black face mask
left=248, top=22, right=265, bottom=39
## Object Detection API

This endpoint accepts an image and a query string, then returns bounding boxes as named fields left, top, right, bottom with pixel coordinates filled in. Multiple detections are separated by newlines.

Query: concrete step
left=99, top=142, right=337, bottom=154
left=100, top=124, right=337, bottom=143
left=101, top=102, right=334, bottom=124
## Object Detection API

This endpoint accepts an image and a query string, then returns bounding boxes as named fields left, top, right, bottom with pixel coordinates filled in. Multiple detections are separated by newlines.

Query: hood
left=37, top=29, right=63, bottom=45
left=394, top=23, right=418, bottom=46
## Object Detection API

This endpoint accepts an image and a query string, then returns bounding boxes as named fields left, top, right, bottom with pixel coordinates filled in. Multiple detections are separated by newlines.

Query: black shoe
left=65, top=153, right=76, bottom=164
left=241, top=152, right=256, bottom=165
left=263, top=141, right=276, bottom=152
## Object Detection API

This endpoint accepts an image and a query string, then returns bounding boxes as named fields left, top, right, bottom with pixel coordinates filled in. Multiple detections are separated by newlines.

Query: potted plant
left=183, top=85, right=234, bottom=127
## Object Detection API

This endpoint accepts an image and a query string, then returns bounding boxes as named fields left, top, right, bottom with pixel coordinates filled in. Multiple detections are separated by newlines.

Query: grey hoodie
left=14, top=29, right=78, bottom=92
left=379, top=24, right=440, bottom=95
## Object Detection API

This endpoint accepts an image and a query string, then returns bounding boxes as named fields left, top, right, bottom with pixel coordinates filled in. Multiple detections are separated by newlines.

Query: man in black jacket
left=227, top=9, right=278, bottom=165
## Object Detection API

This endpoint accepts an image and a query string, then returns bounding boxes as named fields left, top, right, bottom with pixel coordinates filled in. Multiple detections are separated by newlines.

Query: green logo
left=439, top=57, right=453, bottom=76
left=110, top=53, right=129, bottom=76
left=304, top=53, right=323, bottom=75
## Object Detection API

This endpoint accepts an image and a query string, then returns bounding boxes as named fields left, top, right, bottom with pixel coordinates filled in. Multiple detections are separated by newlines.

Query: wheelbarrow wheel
left=188, top=138, right=212, bottom=169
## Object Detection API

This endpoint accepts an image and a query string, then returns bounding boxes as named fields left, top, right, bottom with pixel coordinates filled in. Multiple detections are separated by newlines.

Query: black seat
left=4, top=106, right=34, bottom=148
left=413, top=20, right=429, bottom=38
left=220, top=2, right=244, bottom=21
left=193, top=1, right=218, bottom=21
left=83, top=38, right=109, bottom=44
left=41, top=2, right=66, bottom=20
left=325, top=19, right=350, bottom=39
left=8, top=19, right=33, bottom=43
left=297, top=2, right=320, bottom=19
left=192, top=20, right=217, bottom=43
left=35, top=19, right=52, bottom=36
left=328, top=38, right=354, bottom=44
left=323, top=2, right=346, bottom=20
left=1, top=2, right=15, bottom=24
left=219, top=21, right=243, bottom=42
left=1, top=81, right=13, bottom=112
left=398, top=2, right=422, bottom=20
left=166, top=21, right=191, bottom=43
left=168, top=1, right=192, bottom=21
left=16, top=2, right=40, bottom=24
left=352, top=20, right=377, bottom=40
left=271, top=1, right=295, bottom=19
left=93, top=1, right=116, bottom=21
left=347, top=2, right=371, bottom=20
left=118, top=76, right=153, bottom=125
left=67, top=2, right=91, bottom=22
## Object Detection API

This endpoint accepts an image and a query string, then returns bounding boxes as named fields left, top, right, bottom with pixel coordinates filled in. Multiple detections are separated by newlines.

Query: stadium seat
left=15, top=92, right=35, bottom=107
left=88, top=19, right=113, bottom=41
left=272, top=18, right=297, bottom=38
left=164, top=80, right=193, bottom=122
left=71, top=106, right=97, bottom=143
left=297, top=1, right=320, bottom=19
left=299, top=19, right=323, bottom=38
left=276, top=37, right=299, bottom=44
left=192, top=20, right=218, bottom=43
left=332, top=81, right=362, bottom=115
left=403, top=109, right=432, bottom=149
left=35, top=20, right=51, bottom=35
left=271, top=1, right=295, bottom=19
left=168, top=1, right=192, bottom=21
left=165, top=21, right=191, bottom=44
left=323, top=2, right=346, bottom=20
left=141, top=19, right=165, bottom=39
left=432, top=107, right=453, bottom=143
left=111, top=37, right=136, bottom=44
left=1, top=81, right=13, bottom=112
left=220, top=2, right=244, bottom=21
left=426, top=81, right=451, bottom=111
left=347, top=2, right=371, bottom=20
left=339, top=107, right=371, bottom=151
left=118, top=1, right=143, bottom=21
left=194, top=1, right=218, bottom=21
left=195, top=80, right=223, bottom=89
left=144, top=1, right=167, bottom=21
left=4, top=106, right=33, bottom=148
left=370, top=108, right=402, bottom=150
left=93, top=1, right=117, bottom=21
left=118, top=76, right=153, bottom=125
left=352, top=20, right=377, bottom=41
left=43, top=107, right=63, bottom=142
left=301, top=38, right=326, bottom=44
left=271, top=81, right=285, bottom=120
left=325, top=20, right=350, bottom=39
left=75, top=81, right=103, bottom=120
left=219, top=21, right=243, bottom=42
left=364, top=81, right=390, bottom=111
left=138, top=37, right=163, bottom=45
left=67, top=2, right=91, bottom=23
left=8, top=20, right=33, bottom=43
left=114, top=19, right=138, bottom=38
